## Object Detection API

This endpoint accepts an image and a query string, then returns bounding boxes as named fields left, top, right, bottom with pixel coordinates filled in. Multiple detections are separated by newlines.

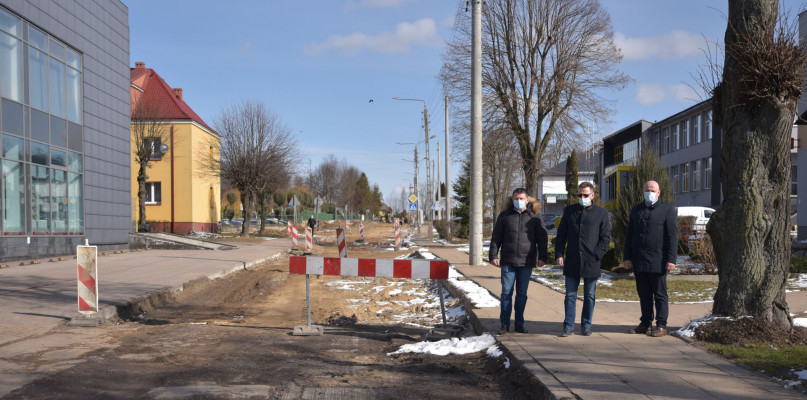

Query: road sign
left=289, top=195, right=300, bottom=207
left=431, top=203, right=436, bottom=210
left=314, top=197, right=323, bottom=207
left=408, top=202, right=418, bottom=211
left=408, top=194, right=417, bottom=203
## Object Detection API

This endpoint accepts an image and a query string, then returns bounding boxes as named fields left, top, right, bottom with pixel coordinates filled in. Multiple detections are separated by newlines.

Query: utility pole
left=437, top=141, right=441, bottom=220
left=423, top=105, right=433, bottom=242
left=445, top=95, right=451, bottom=239
left=414, top=146, right=421, bottom=227
left=469, top=0, right=483, bottom=265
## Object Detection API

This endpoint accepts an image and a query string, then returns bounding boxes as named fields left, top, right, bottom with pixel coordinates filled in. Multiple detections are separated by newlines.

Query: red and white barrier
left=288, top=220, right=293, bottom=235
left=291, top=225, right=299, bottom=250
left=359, top=223, right=364, bottom=241
left=290, top=256, right=449, bottom=279
left=304, top=227, right=313, bottom=254
left=336, top=228, right=347, bottom=258
left=346, top=220, right=351, bottom=229
left=394, top=224, right=401, bottom=249
left=76, top=242, right=98, bottom=314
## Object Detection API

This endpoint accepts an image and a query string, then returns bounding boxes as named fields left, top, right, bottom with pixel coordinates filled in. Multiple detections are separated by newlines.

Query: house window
left=691, top=115, right=700, bottom=144
left=144, top=137, right=162, bottom=160
left=671, top=125, right=679, bottom=152
left=662, top=127, right=669, bottom=154
left=691, top=160, right=700, bottom=191
left=671, top=165, right=678, bottom=194
left=704, top=112, right=712, bottom=140
left=704, top=157, right=712, bottom=189
left=614, top=144, right=624, bottom=163
left=680, top=120, right=688, bottom=148
left=145, top=182, right=161, bottom=204
left=681, top=163, right=689, bottom=193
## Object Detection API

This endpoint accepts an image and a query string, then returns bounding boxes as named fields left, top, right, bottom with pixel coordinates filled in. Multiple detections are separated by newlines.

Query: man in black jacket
left=555, top=182, right=611, bottom=337
left=489, top=188, right=548, bottom=335
left=623, top=180, right=677, bottom=337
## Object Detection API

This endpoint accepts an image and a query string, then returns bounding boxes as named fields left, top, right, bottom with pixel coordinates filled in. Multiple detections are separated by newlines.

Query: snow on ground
left=486, top=345, right=503, bottom=357
left=388, top=333, right=497, bottom=356
left=674, top=315, right=752, bottom=338
left=787, top=274, right=807, bottom=292
left=447, top=266, right=500, bottom=308
left=794, top=318, right=807, bottom=328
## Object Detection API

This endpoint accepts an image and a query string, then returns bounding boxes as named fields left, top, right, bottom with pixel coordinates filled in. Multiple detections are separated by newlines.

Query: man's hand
left=623, top=260, right=633, bottom=270
left=666, top=262, right=675, bottom=272
left=492, top=259, right=500, bottom=266
left=556, top=257, right=564, bottom=266
left=537, top=260, right=546, bottom=268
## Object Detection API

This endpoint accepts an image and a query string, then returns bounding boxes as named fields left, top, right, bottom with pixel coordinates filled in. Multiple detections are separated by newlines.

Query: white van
left=676, top=206, right=715, bottom=232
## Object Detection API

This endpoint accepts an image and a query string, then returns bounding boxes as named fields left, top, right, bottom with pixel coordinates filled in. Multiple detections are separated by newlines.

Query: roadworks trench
left=4, top=245, right=544, bottom=399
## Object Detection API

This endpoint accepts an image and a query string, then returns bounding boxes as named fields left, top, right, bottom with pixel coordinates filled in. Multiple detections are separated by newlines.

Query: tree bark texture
left=708, top=0, right=793, bottom=330
left=137, top=163, right=148, bottom=227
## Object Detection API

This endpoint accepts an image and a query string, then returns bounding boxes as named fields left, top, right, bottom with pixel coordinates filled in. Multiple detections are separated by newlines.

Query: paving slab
left=426, top=245, right=807, bottom=400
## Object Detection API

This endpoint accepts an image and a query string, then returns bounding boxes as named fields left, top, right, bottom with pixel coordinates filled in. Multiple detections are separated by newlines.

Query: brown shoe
left=627, top=324, right=649, bottom=334
left=650, top=326, right=668, bottom=337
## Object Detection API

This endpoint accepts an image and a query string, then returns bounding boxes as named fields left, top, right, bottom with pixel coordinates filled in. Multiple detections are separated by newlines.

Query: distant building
left=600, top=120, right=653, bottom=210
left=537, top=150, right=599, bottom=216
left=0, top=1, right=130, bottom=262
left=130, top=63, right=220, bottom=234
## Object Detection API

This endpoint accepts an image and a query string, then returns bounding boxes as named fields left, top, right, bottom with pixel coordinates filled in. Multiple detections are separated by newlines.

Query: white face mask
left=579, top=197, right=591, bottom=207
left=513, top=199, right=527, bottom=210
left=644, top=191, right=658, bottom=204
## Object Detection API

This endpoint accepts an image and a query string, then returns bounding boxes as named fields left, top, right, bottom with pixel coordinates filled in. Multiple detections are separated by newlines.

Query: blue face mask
left=579, top=197, right=591, bottom=207
left=644, top=191, right=658, bottom=204
left=513, top=199, right=527, bottom=211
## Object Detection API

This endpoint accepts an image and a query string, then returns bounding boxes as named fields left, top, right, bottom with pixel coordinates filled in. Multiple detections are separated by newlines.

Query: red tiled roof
left=130, top=65, right=216, bottom=135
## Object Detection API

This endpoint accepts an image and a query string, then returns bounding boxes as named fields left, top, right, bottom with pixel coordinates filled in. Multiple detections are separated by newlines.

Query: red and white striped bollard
left=336, top=228, right=347, bottom=258
left=359, top=223, right=364, bottom=242
left=304, top=227, right=313, bottom=254
left=76, top=240, right=99, bottom=314
left=291, top=225, right=299, bottom=250
left=394, top=223, right=401, bottom=250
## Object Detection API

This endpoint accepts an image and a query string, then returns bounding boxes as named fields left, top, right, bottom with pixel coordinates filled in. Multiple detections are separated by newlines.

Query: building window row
left=670, top=157, right=712, bottom=194
left=654, top=111, right=713, bottom=155
left=0, top=6, right=84, bottom=236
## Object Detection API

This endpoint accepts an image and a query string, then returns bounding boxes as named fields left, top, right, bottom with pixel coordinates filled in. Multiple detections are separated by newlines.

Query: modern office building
left=0, top=1, right=130, bottom=262
left=599, top=120, right=652, bottom=210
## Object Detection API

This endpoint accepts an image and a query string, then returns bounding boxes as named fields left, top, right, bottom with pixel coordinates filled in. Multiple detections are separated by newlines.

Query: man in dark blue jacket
left=555, top=182, right=611, bottom=337
left=623, top=180, right=677, bottom=337
left=489, top=187, right=548, bottom=335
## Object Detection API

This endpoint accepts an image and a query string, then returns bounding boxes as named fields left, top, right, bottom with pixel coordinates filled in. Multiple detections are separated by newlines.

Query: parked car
left=541, top=214, right=558, bottom=229
left=265, top=217, right=279, bottom=225
left=221, top=219, right=231, bottom=226
left=231, top=218, right=244, bottom=226
left=676, top=206, right=715, bottom=232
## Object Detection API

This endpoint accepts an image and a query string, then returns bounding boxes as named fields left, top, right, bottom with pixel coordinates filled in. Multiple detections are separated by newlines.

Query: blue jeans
left=500, top=265, right=532, bottom=327
left=563, top=275, right=597, bottom=332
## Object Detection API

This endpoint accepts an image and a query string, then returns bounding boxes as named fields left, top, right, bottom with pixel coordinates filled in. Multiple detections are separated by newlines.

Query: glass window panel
left=66, top=48, right=80, bottom=69
left=28, top=47, right=47, bottom=110
left=68, top=151, right=82, bottom=172
left=28, top=25, right=46, bottom=50
left=2, top=160, right=25, bottom=234
left=31, top=140, right=48, bottom=165
left=30, top=108, right=48, bottom=142
left=51, top=148, right=66, bottom=167
left=704, top=112, right=712, bottom=140
left=0, top=31, right=23, bottom=102
left=48, top=57, right=65, bottom=118
left=49, top=38, right=64, bottom=59
left=66, top=67, right=80, bottom=122
left=50, top=115, right=66, bottom=147
left=68, top=122, right=82, bottom=152
left=1, top=134, right=22, bottom=159
left=1, top=98, right=22, bottom=135
left=51, top=169, right=67, bottom=233
left=68, top=172, right=83, bottom=233
left=0, top=7, right=20, bottom=37
left=31, top=165, right=50, bottom=233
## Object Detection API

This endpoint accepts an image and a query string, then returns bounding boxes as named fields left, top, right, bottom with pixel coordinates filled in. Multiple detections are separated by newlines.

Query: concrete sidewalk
left=426, top=245, right=807, bottom=400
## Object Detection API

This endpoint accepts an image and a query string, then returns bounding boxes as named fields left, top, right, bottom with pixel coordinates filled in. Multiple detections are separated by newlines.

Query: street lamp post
left=393, top=97, right=433, bottom=241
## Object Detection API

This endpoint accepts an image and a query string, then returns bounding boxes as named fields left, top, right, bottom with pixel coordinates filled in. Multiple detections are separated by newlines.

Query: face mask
left=644, top=191, right=658, bottom=204
left=513, top=199, right=527, bottom=210
left=579, top=197, right=591, bottom=207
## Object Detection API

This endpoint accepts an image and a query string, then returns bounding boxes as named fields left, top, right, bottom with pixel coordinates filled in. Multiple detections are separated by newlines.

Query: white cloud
left=634, top=83, right=701, bottom=105
left=615, top=30, right=703, bottom=61
left=344, top=0, right=415, bottom=8
left=305, top=18, right=442, bottom=55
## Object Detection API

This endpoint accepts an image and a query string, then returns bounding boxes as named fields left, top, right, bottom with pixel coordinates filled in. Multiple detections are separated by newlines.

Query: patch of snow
left=795, top=369, right=807, bottom=380
left=448, top=267, right=500, bottom=308
left=486, top=345, right=502, bottom=358
left=794, top=318, right=807, bottom=328
left=504, top=357, right=510, bottom=368
left=675, top=315, right=752, bottom=338
left=388, top=333, right=497, bottom=356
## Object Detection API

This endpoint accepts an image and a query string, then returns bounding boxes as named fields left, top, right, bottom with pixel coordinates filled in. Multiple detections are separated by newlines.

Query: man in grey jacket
left=623, top=180, right=677, bottom=337
left=489, top=188, right=548, bottom=334
left=555, top=182, right=611, bottom=337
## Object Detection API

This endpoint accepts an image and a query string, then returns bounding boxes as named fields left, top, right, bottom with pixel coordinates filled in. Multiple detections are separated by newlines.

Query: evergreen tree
left=565, top=150, right=579, bottom=206
left=452, top=159, right=472, bottom=238
left=611, top=141, right=674, bottom=262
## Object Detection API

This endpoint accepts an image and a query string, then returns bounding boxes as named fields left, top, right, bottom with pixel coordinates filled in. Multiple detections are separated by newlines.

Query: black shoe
left=498, top=324, right=509, bottom=335
left=514, top=325, right=528, bottom=334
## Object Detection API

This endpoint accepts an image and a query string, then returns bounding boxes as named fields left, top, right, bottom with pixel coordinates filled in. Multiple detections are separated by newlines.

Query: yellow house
left=130, top=62, right=220, bottom=233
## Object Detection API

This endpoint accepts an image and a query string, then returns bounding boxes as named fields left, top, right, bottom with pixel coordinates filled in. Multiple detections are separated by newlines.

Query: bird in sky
left=369, top=99, right=374, bottom=103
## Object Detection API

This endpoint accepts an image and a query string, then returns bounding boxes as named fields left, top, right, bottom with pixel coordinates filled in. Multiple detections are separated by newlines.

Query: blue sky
left=125, top=0, right=798, bottom=203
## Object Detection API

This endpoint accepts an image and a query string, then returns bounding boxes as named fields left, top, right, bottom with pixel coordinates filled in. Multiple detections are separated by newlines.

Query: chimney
left=135, top=62, right=145, bottom=69
left=173, top=88, right=183, bottom=101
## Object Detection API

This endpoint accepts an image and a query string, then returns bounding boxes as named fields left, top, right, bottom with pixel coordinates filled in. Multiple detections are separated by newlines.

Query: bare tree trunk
left=240, top=191, right=250, bottom=237
left=707, top=0, right=801, bottom=330
left=137, top=163, right=148, bottom=228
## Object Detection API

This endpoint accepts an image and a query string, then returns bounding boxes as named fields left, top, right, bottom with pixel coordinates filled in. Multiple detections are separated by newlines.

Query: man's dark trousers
left=634, top=271, right=668, bottom=327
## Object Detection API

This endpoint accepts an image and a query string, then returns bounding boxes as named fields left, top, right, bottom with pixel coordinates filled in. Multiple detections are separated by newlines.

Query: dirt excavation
left=3, top=222, right=543, bottom=399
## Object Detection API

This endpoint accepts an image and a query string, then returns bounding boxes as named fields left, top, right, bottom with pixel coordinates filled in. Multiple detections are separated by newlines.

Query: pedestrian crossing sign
left=408, top=202, right=418, bottom=211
